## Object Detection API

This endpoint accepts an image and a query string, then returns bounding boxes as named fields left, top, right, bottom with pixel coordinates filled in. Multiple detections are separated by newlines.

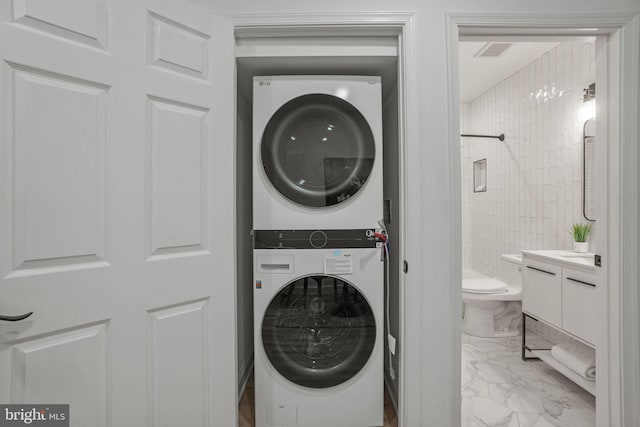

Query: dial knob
left=309, top=230, right=328, bottom=248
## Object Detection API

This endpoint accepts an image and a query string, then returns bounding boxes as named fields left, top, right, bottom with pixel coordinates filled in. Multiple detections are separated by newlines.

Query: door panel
left=11, top=0, right=109, bottom=49
left=10, top=63, right=108, bottom=272
left=10, top=322, right=108, bottom=426
left=148, top=299, right=210, bottom=427
left=147, top=95, right=208, bottom=257
left=0, top=1, right=236, bottom=426
left=523, top=260, right=562, bottom=328
left=148, top=11, right=210, bottom=81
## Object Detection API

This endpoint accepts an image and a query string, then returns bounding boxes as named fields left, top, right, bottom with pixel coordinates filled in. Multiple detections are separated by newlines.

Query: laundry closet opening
left=234, top=33, right=402, bottom=427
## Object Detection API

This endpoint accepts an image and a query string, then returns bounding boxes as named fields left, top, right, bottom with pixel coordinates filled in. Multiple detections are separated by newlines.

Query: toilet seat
left=462, top=278, right=507, bottom=294
left=461, top=278, right=522, bottom=302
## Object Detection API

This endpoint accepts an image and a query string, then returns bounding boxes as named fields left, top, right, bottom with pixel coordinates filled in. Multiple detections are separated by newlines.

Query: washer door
left=262, top=275, right=376, bottom=388
left=261, top=94, right=375, bottom=208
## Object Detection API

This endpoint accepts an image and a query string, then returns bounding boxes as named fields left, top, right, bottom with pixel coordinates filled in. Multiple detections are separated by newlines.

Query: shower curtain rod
left=460, top=133, right=505, bottom=141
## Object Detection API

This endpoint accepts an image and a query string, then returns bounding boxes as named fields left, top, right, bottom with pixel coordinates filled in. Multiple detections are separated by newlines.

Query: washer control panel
left=253, top=229, right=379, bottom=249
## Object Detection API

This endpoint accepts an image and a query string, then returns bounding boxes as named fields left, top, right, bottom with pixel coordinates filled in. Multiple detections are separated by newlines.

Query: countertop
left=521, top=250, right=597, bottom=271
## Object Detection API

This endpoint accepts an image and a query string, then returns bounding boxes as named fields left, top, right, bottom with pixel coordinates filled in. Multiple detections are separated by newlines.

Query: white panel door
left=0, top=1, right=236, bottom=426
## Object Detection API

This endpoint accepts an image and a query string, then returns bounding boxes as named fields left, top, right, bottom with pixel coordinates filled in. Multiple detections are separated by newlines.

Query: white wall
left=461, top=40, right=597, bottom=277
left=236, top=86, right=254, bottom=395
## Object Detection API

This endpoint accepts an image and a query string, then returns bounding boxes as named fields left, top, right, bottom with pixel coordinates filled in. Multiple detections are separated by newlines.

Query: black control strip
left=253, top=229, right=379, bottom=249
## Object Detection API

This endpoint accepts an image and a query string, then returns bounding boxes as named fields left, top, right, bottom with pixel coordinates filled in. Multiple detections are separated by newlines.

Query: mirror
left=583, top=118, right=596, bottom=221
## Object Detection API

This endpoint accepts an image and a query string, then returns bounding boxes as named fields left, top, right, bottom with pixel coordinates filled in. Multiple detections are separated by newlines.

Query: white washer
left=253, top=229, right=383, bottom=427
left=253, top=75, right=383, bottom=230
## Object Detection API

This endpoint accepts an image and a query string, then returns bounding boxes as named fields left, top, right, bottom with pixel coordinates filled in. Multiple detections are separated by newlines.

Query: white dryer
left=253, top=229, right=383, bottom=427
left=253, top=75, right=383, bottom=230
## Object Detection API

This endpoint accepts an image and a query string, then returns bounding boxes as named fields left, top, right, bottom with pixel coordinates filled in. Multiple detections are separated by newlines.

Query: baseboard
left=384, top=373, right=398, bottom=412
left=238, top=354, right=254, bottom=400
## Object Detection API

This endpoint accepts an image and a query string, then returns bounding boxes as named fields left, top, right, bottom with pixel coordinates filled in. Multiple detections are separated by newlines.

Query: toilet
left=462, top=254, right=523, bottom=337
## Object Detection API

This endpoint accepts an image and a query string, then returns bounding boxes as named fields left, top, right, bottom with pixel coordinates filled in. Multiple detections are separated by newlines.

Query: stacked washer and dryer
left=252, top=75, right=385, bottom=427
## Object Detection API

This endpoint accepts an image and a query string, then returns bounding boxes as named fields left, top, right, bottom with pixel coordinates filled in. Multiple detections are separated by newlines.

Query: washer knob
left=309, top=230, right=328, bottom=248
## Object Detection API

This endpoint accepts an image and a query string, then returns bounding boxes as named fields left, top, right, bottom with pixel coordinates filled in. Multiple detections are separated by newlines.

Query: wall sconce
left=579, top=82, right=596, bottom=122
left=582, top=82, right=596, bottom=102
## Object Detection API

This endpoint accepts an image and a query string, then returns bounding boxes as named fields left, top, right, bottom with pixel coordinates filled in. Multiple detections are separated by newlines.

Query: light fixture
left=579, top=82, right=596, bottom=122
left=582, top=82, right=596, bottom=102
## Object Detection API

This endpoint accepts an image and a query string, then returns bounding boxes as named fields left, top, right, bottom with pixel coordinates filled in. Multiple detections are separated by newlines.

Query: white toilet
left=462, top=254, right=523, bottom=337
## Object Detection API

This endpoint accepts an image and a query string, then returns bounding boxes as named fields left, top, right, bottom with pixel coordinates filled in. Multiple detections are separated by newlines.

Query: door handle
left=566, top=277, right=596, bottom=288
left=525, top=265, right=556, bottom=276
left=0, top=312, right=33, bottom=322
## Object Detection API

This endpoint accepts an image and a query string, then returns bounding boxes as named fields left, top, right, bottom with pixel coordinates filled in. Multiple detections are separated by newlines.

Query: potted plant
left=570, top=222, right=592, bottom=253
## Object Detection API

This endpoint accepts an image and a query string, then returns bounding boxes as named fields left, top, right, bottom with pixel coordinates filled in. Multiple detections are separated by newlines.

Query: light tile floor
left=462, top=333, right=595, bottom=427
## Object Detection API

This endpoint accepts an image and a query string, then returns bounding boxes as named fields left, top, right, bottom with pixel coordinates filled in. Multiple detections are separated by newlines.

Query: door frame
left=230, top=12, right=419, bottom=427
left=445, top=12, right=640, bottom=427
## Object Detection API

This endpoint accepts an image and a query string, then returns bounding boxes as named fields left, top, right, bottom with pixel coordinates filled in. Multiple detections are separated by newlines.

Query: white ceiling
left=458, top=41, right=559, bottom=103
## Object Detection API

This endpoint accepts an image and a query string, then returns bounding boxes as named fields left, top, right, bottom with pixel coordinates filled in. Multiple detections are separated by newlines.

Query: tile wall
left=461, top=40, right=597, bottom=277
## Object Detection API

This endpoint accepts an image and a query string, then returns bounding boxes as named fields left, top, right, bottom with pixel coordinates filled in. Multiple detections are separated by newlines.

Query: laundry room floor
left=239, top=373, right=398, bottom=427
left=462, top=333, right=595, bottom=427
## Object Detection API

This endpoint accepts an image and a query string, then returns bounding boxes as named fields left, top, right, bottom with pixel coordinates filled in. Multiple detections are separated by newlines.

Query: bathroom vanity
left=521, top=250, right=597, bottom=395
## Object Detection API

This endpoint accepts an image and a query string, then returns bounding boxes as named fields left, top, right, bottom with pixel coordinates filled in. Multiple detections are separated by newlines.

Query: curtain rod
left=460, top=133, right=505, bottom=141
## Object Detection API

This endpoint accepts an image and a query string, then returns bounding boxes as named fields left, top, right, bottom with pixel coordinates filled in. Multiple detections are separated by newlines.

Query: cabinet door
left=562, top=268, right=597, bottom=345
left=523, top=259, right=562, bottom=327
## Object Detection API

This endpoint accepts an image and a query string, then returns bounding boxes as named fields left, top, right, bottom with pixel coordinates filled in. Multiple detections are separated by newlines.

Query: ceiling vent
left=474, top=42, right=513, bottom=58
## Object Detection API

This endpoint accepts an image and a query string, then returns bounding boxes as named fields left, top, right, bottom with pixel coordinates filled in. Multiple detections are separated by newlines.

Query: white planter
left=573, top=241, right=589, bottom=253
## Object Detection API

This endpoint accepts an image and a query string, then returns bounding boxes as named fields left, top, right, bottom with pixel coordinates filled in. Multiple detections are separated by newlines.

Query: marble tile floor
left=462, top=333, right=595, bottom=427
left=239, top=373, right=398, bottom=427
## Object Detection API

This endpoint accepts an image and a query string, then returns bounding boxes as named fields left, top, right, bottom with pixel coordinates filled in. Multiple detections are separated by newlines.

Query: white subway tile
left=462, top=40, right=596, bottom=276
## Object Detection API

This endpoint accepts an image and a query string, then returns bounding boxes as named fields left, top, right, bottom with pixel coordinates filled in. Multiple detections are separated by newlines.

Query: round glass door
left=261, top=275, right=376, bottom=388
left=261, top=94, right=375, bottom=208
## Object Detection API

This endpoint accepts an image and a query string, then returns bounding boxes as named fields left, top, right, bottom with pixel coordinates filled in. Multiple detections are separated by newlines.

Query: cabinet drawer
left=523, top=259, right=562, bottom=327
left=562, top=268, right=597, bottom=345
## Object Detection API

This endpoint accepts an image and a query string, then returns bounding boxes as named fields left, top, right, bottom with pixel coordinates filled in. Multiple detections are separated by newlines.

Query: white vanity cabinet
left=522, top=251, right=597, bottom=345
left=521, top=250, right=598, bottom=395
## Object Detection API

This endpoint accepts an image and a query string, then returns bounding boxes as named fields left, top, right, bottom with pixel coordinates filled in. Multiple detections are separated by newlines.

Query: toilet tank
left=495, top=254, right=523, bottom=289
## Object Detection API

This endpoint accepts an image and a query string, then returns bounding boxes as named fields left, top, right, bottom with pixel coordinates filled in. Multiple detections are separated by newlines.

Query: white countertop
left=521, top=250, right=597, bottom=271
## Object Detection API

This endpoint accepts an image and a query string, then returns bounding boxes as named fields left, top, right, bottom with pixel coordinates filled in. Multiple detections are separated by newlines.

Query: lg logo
left=258, top=80, right=271, bottom=86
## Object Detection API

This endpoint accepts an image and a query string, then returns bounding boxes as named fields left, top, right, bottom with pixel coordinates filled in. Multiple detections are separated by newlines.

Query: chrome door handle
left=0, top=312, right=33, bottom=322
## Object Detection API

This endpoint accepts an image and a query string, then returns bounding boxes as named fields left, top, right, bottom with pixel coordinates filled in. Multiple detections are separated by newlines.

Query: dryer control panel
left=253, top=229, right=379, bottom=249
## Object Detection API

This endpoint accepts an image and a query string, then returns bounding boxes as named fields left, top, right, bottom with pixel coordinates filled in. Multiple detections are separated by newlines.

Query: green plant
left=570, top=223, right=592, bottom=242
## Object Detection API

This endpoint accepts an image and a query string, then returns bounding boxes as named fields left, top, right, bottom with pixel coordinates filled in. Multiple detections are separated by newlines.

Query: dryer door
left=261, top=275, right=376, bottom=388
left=261, top=94, right=375, bottom=208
